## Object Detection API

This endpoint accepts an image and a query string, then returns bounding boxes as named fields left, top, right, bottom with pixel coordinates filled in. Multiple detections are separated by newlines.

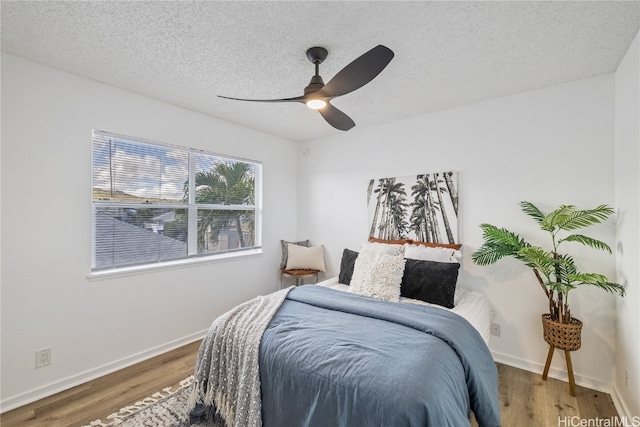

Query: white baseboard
left=609, top=384, right=636, bottom=420
left=0, top=330, right=208, bottom=413
left=491, top=350, right=613, bottom=394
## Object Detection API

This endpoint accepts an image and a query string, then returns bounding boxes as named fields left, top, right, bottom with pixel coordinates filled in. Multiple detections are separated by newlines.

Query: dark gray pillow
left=338, top=249, right=359, bottom=285
left=400, top=259, right=460, bottom=309
left=280, top=239, right=309, bottom=269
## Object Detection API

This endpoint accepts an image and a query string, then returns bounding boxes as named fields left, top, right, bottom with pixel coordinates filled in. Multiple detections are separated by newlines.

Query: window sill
left=87, top=248, right=263, bottom=282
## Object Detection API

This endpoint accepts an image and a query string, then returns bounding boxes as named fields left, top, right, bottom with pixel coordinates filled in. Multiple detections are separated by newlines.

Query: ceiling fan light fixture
left=306, top=99, right=327, bottom=110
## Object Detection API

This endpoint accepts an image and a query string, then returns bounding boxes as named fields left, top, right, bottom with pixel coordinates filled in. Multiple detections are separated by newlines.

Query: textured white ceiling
left=2, top=1, right=638, bottom=142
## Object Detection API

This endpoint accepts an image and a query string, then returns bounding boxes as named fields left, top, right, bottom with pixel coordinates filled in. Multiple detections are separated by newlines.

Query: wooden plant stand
left=541, top=314, right=583, bottom=397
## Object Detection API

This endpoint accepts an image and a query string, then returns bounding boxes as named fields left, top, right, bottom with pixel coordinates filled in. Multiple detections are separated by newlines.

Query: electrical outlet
left=625, top=367, right=630, bottom=389
left=36, top=348, right=51, bottom=369
left=491, top=323, right=501, bottom=337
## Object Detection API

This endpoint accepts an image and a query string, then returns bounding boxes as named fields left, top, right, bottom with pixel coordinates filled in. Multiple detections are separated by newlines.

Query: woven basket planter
left=541, top=314, right=583, bottom=351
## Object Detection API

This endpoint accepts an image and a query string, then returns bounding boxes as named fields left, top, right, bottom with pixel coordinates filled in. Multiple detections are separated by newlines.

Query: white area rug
left=82, top=376, right=219, bottom=427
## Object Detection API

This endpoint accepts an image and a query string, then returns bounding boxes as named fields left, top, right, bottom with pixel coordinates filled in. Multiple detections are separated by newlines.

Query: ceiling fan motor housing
left=304, top=75, right=325, bottom=95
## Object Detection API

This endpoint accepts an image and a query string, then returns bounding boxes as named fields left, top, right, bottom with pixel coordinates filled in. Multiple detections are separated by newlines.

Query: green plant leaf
left=480, top=224, right=526, bottom=246
left=519, top=201, right=545, bottom=225
left=559, top=234, right=612, bottom=253
left=556, top=205, right=614, bottom=231
left=471, top=245, right=509, bottom=266
left=569, top=273, right=626, bottom=296
left=547, top=280, right=575, bottom=294
left=517, top=246, right=555, bottom=278
left=542, top=205, right=575, bottom=231
left=471, top=224, right=530, bottom=265
left=552, top=254, right=577, bottom=284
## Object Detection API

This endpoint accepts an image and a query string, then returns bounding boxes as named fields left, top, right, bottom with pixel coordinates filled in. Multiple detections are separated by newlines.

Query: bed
left=188, top=243, right=501, bottom=427
left=319, top=277, right=494, bottom=345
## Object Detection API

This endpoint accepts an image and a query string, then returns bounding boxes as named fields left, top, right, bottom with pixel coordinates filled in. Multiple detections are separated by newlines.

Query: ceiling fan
left=218, top=45, right=394, bottom=131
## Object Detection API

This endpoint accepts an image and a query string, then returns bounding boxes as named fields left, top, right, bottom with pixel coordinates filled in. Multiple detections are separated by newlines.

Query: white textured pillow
left=359, top=241, right=405, bottom=256
left=285, top=243, right=326, bottom=272
left=404, top=244, right=461, bottom=263
left=349, top=251, right=406, bottom=302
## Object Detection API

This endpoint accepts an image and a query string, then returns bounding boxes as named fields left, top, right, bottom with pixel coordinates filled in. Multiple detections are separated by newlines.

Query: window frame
left=89, top=130, right=262, bottom=279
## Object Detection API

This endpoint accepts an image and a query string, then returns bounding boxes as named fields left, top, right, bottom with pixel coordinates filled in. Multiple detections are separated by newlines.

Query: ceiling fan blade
left=217, top=95, right=305, bottom=103
left=318, top=103, right=355, bottom=131
left=318, top=45, right=394, bottom=98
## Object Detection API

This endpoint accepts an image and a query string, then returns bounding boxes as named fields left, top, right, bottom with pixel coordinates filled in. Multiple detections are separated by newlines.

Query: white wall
left=297, top=74, right=621, bottom=391
left=614, top=31, right=640, bottom=418
left=0, top=54, right=298, bottom=410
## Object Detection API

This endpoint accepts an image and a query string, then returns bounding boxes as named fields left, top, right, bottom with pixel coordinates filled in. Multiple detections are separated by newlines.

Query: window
left=91, top=130, right=261, bottom=273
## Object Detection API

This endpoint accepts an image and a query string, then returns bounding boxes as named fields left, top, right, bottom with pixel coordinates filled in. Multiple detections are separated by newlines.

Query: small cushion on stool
left=285, top=244, right=326, bottom=272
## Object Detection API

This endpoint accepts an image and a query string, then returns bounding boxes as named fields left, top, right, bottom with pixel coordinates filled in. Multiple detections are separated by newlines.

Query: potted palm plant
left=472, top=201, right=624, bottom=322
left=471, top=201, right=625, bottom=395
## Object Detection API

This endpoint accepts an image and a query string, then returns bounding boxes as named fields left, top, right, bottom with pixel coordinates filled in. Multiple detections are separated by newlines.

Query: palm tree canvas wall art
left=367, top=172, right=459, bottom=244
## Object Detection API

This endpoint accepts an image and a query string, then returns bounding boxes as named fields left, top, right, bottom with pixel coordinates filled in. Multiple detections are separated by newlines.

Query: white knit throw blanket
left=187, top=287, right=292, bottom=427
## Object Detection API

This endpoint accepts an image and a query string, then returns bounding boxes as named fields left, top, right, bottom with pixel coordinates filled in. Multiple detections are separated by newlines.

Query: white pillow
left=285, top=243, right=326, bottom=272
left=404, top=244, right=461, bottom=263
left=349, top=251, right=406, bottom=302
left=280, top=239, right=309, bottom=269
left=359, top=241, right=405, bottom=256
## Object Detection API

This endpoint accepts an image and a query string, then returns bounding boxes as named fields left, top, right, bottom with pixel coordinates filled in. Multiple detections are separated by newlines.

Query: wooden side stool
left=280, top=269, right=319, bottom=289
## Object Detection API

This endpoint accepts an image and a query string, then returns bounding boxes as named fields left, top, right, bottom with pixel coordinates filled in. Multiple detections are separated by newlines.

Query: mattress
left=318, top=277, right=493, bottom=344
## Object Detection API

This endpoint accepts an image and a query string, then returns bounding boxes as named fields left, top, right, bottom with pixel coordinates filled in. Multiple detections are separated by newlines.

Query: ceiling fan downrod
left=304, top=47, right=328, bottom=95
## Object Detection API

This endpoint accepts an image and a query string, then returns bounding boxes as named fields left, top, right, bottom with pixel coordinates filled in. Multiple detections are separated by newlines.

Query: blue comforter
left=259, top=285, right=500, bottom=427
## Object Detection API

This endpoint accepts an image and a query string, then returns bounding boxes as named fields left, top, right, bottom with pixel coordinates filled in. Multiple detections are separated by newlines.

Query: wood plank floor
left=1, top=341, right=200, bottom=427
left=2, top=340, right=619, bottom=427
left=472, top=363, right=619, bottom=427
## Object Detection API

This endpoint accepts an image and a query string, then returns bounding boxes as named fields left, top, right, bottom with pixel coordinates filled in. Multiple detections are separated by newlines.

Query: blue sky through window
left=93, top=137, right=188, bottom=202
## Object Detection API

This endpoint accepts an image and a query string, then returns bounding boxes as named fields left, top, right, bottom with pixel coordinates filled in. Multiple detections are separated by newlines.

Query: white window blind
left=91, top=130, right=261, bottom=272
